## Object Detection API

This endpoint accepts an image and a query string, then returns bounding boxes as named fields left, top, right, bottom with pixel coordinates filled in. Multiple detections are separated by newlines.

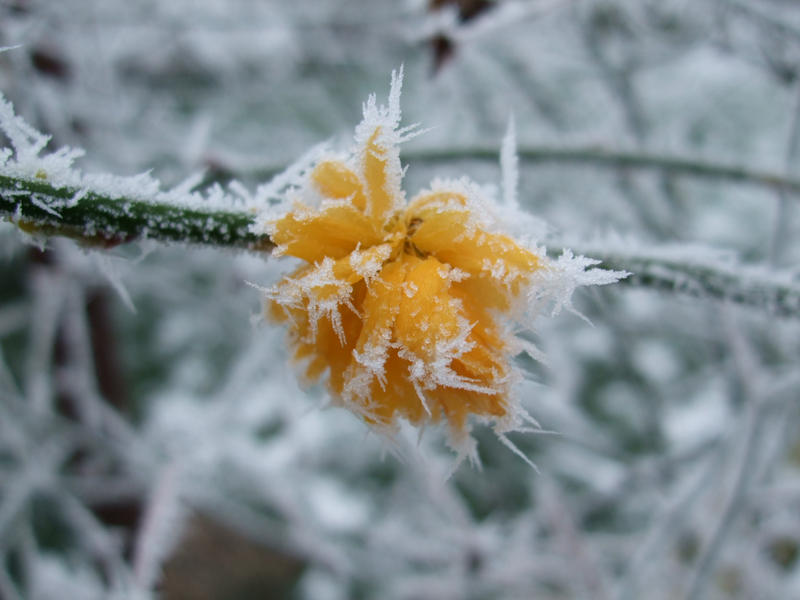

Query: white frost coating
left=441, top=266, right=469, bottom=283
left=577, top=237, right=795, bottom=287
left=495, top=432, right=539, bottom=473
left=269, top=257, right=357, bottom=343
left=252, top=142, right=327, bottom=215
left=350, top=243, right=392, bottom=282
left=571, top=238, right=800, bottom=314
left=29, top=193, right=62, bottom=217
left=67, top=187, right=89, bottom=208
left=402, top=281, right=418, bottom=298
left=0, top=94, right=53, bottom=163
left=351, top=335, right=391, bottom=384
left=528, top=249, right=629, bottom=318
left=428, top=146, right=547, bottom=244
left=0, top=92, right=251, bottom=213
left=94, top=254, right=136, bottom=313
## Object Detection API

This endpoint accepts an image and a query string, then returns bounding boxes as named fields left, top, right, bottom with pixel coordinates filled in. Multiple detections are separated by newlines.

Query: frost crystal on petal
left=257, top=71, right=625, bottom=461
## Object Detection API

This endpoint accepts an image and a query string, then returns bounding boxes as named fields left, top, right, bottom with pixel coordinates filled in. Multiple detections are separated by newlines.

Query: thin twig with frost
left=403, top=146, right=800, bottom=195
left=132, top=463, right=187, bottom=592
left=583, top=246, right=800, bottom=318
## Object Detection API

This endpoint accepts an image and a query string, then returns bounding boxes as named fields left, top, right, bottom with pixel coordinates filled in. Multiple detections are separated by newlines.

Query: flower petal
left=269, top=243, right=395, bottom=341
left=407, top=190, right=541, bottom=307
left=270, top=201, right=384, bottom=263
left=268, top=281, right=366, bottom=390
left=311, top=160, right=367, bottom=211
left=340, top=258, right=408, bottom=417
left=363, top=127, right=403, bottom=227
left=340, top=254, right=512, bottom=432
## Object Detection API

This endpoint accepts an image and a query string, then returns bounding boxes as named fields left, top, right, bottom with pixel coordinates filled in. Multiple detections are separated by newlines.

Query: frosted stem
left=0, top=174, right=273, bottom=251
left=591, top=250, right=800, bottom=319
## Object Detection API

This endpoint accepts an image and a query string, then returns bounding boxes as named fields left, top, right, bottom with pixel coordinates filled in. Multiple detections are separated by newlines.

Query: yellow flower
left=258, top=69, right=622, bottom=458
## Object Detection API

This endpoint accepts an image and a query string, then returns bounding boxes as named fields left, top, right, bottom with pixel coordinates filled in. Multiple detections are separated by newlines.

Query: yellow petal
left=407, top=191, right=540, bottom=306
left=428, top=386, right=508, bottom=433
left=311, top=160, right=367, bottom=211
left=270, top=202, right=384, bottom=263
left=270, top=243, right=396, bottom=344
left=353, top=258, right=407, bottom=361
left=363, top=127, right=399, bottom=226
left=269, top=281, right=366, bottom=390
left=340, top=259, right=408, bottom=417
left=363, top=349, right=427, bottom=426
left=393, top=255, right=461, bottom=363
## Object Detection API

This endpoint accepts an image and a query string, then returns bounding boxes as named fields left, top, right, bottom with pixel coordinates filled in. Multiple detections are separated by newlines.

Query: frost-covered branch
left=404, top=146, right=800, bottom=195
left=0, top=89, right=272, bottom=252
left=589, top=248, right=800, bottom=318
left=0, top=174, right=272, bottom=251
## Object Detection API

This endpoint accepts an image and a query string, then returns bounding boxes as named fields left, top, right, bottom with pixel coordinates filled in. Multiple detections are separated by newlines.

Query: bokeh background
left=1, top=1, right=800, bottom=598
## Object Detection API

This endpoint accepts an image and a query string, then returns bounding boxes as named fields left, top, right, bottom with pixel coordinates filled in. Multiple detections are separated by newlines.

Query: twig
left=726, top=0, right=800, bottom=42
left=403, top=146, right=800, bottom=195
left=590, top=249, right=800, bottom=319
left=769, top=81, right=800, bottom=264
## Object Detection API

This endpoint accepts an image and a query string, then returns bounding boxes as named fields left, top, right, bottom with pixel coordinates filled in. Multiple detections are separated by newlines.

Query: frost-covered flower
left=257, top=69, right=624, bottom=460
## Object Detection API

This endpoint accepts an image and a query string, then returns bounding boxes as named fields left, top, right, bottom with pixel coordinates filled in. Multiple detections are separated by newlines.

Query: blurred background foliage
left=1, top=0, right=800, bottom=598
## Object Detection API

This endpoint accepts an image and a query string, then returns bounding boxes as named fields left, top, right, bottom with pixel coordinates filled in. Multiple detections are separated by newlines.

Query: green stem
left=0, top=174, right=273, bottom=251
left=2, top=173, right=798, bottom=318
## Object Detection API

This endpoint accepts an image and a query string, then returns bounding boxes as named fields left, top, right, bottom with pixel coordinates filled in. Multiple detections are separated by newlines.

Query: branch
left=404, top=146, right=800, bottom=195
left=0, top=174, right=273, bottom=251
left=588, top=249, right=800, bottom=319
left=2, top=173, right=798, bottom=318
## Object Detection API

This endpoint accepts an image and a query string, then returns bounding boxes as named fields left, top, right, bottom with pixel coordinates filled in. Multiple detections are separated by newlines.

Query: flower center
left=402, top=216, right=428, bottom=258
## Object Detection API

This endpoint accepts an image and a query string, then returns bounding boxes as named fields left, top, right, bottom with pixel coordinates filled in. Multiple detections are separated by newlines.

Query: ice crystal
left=256, top=69, right=625, bottom=458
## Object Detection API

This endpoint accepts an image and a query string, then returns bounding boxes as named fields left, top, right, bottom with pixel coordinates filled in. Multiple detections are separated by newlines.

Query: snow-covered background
left=1, top=1, right=800, bottom=598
